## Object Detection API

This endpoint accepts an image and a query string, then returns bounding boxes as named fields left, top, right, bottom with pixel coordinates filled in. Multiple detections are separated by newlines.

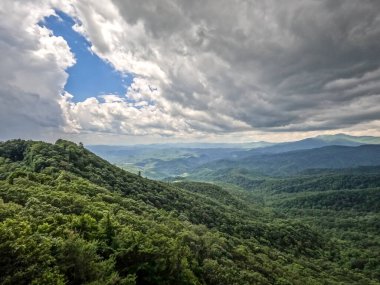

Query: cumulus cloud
left=67, top=0, right=380, bottom=134
left=1, top=0, right=380, bottom=142
left=0, top=0, right=74, bottom=139
left=60, top=91, right=191, bottom=136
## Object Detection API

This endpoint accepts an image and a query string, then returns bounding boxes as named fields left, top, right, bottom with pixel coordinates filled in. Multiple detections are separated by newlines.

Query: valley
left=0, top=138, right=379, bottom=284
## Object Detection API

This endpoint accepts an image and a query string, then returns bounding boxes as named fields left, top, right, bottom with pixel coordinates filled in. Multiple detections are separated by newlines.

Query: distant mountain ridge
left=194, top=144, right=380, bottom=176
left=88, top=134, right=380, bottom=179
left=88, top=133, right=380, bottom=151
left=237, top=134, right=380, bottom=157
left=316, top=133, right=380, bottom=144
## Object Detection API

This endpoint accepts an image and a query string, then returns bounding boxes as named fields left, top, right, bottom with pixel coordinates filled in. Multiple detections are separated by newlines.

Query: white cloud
left=1, top=0, right=380, bottom=143
left=60, top=91, right=192, bottom=137
left=0, top=0, right=75, bottom=140
left=66, top=0, right=380, bottom=136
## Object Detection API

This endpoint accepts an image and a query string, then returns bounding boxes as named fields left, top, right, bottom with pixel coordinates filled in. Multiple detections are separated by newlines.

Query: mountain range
left=0, top=139, right=379, bottom=284
left=88, top=134, right=380, bottom=179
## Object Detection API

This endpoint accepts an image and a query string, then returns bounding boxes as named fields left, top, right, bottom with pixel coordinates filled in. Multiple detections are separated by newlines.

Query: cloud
left=1, top=0, right=380, bottom=143
left=60, top=91, right=191, bottom=136
left=0, top=0, right=75, bottom=140
left=68, top=0, right=380, bottom=135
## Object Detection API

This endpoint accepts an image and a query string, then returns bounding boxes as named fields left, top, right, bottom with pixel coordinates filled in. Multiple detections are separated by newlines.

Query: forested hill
left=197, top=144, right=380, bottom=176
left=0, top=139, right=379, bottom=284
left=235, top=134, right=380, bottom=156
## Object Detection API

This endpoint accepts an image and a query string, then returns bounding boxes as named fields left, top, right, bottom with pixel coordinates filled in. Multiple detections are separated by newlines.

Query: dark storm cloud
left=101, top=0, right=380, bottom=132
left=2, top=0, right=380, bottom=141
left=0, top=87, right=64, bottom=138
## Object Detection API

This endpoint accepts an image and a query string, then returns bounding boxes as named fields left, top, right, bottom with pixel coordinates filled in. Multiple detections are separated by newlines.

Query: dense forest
left=0, top=139, right=379, bottom=284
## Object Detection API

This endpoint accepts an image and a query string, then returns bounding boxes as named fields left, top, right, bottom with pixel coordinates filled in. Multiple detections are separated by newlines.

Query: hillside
left=193, top=144, right=380, bottom=177
left=0, top=140, right=379, bottom=284
left=237, top=134, right=380, bottom=156
left=87, top=145, right=244, bottom=179
left=88, top=134, right=380, bottom=180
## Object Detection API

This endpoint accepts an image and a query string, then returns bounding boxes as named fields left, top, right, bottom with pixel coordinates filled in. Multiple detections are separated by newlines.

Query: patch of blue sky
left=39, top=10, right=133, bottom=102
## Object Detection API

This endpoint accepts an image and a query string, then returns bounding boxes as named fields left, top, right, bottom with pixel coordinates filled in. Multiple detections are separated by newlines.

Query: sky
left=41, top=10, right=132, bottom=103
left=1, top=0, right=380, bottom=144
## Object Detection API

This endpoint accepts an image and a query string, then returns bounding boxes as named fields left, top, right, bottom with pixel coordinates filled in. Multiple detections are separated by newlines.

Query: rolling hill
left=0, top=139, right=379, bottom=284
left=88, top=134, right=380, bottom=179
left=193, top=144, right=380, bottom=177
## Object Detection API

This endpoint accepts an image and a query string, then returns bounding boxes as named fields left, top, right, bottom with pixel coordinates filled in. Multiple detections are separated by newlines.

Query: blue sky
left=2, top=0, right=379, bottom=143
left=40, top=11, right=133, bottom=102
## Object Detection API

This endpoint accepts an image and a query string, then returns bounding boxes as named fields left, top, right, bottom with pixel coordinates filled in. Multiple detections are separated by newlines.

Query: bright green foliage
left=0, top=140, right=378, bottom=284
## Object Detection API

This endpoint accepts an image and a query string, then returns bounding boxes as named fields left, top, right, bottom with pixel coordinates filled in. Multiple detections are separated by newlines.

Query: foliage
left=0, top=140, right=379, bottom=284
